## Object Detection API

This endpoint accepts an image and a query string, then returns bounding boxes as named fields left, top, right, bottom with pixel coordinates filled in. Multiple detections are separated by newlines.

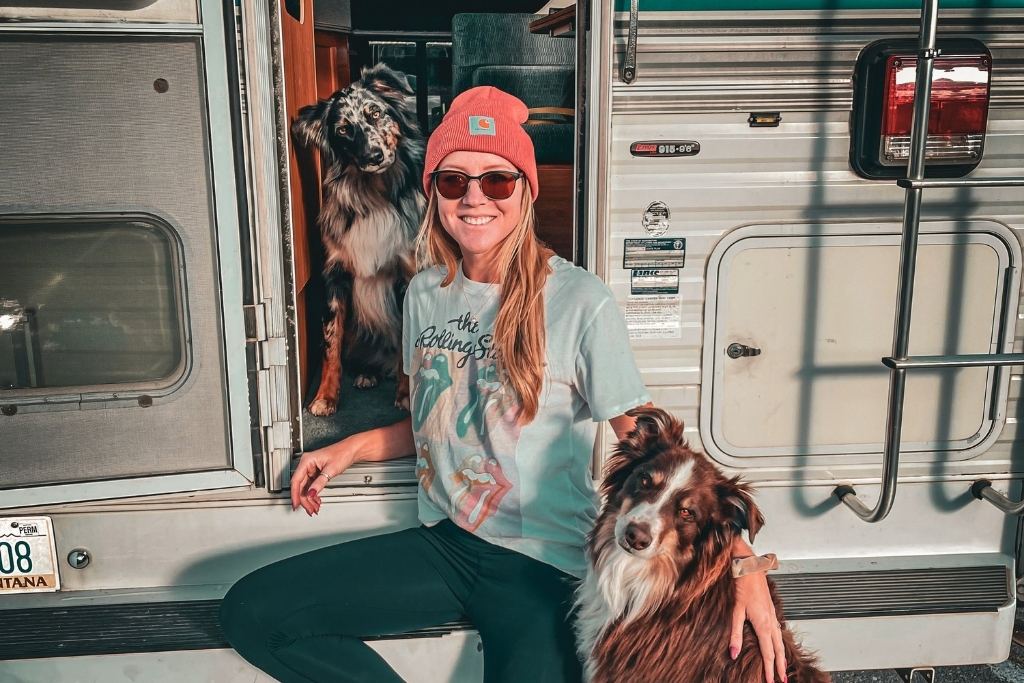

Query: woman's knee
left=220, top=570, right=273, bottom=650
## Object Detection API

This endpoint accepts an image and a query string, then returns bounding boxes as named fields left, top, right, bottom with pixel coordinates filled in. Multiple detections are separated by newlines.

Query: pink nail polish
left=729, top=646, right=739, bottom=660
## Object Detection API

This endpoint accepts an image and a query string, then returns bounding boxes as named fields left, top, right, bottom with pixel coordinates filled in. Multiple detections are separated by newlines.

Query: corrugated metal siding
left=611, top=13, right=1024, bottom=113
left=604, top=11, right=1024, bottom=483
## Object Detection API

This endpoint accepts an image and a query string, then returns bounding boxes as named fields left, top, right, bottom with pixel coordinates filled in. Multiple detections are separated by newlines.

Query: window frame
left=0, top=212, right=193, bottom=407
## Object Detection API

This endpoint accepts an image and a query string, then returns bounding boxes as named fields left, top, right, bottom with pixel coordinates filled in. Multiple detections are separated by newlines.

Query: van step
left=0, top=600, right=474, bottom=661
left=773, top=565, right=1010, bottom=621
left=0, top=566, right=1010, bottom=660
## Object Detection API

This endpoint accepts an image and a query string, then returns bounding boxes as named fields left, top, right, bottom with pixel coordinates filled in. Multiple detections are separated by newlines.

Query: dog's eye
left=637, top=473, right=653, bottom=490
left=369, top=108, right=381, bottom=120
left=338, top=123, right=350, bottom=136
left=678, top=507, right=694, bottom=520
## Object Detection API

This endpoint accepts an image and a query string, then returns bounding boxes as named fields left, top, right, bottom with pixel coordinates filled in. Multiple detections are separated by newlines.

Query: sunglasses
left=431, top=170, right=523, bottom=201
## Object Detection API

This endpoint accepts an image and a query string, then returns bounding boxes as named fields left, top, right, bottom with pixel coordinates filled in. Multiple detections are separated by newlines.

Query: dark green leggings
left=219, top=520, right=583, bottom=683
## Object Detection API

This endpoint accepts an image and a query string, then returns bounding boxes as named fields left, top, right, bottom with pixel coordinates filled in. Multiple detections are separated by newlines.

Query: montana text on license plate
left=0, top=517, right=60, bottom=594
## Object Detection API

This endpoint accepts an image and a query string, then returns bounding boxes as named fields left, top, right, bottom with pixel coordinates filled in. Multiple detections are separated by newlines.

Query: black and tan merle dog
left=292, top=64, right=425, bottom=416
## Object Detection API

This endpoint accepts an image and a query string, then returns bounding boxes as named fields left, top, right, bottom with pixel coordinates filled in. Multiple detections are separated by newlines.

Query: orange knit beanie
left=422, top=86, right=539, bottom=200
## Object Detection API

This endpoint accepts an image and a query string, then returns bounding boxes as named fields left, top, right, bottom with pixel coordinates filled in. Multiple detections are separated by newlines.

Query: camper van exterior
left=2, top=0, right=1023, bottom=680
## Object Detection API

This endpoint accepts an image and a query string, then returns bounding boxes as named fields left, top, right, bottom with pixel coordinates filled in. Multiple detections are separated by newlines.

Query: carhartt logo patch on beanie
left=423, top=86, right=539, bottom=200
left=468, top=115, right=496, bottom=136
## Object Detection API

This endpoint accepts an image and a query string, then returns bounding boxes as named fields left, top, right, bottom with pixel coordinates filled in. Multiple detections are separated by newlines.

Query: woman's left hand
left=730, top=563, right=787, bottom=683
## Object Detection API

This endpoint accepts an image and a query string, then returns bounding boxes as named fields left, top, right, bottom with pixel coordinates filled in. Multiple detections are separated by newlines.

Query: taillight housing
left=851, top=38, right=992, bottom=180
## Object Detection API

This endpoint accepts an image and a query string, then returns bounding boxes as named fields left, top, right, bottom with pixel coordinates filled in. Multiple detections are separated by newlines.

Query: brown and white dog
left=574, top=406, right=830, bottom=683
left=292, top=64, right=425, bottom=416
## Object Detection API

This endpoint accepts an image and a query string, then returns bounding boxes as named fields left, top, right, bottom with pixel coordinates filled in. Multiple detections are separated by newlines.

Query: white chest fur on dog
left=323, top=189, right=420, bottom=279
left=321, top=189, right=423, bottom=339
left=575, top=460, right=697, bottom=682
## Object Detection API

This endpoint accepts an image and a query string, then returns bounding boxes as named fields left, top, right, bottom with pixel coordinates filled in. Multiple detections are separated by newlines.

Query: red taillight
left=880, top=54, right=991, bottom=164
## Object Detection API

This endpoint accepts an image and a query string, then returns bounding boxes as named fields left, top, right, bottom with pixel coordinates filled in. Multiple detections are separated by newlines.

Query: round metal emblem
left=642, top=201, right=670, bottom=236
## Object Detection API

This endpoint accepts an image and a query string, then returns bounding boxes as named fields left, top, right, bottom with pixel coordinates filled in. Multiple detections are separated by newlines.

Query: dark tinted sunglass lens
left=435, top=172, right=469, bottom=199
left=480, top=172, right=518, bottom=200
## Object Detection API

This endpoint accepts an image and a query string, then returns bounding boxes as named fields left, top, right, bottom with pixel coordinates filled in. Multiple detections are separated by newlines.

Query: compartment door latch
left=726, top=342, right=761, bottom=359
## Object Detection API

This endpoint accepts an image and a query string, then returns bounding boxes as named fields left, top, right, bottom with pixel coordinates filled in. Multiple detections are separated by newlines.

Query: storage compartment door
left=0, top=5, right=252, bottom=507
left=704, top=224, right=1016, bottom=465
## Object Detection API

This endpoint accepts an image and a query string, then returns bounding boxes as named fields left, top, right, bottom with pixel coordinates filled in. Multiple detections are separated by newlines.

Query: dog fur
left=575, top=406, right=830, bottom=683
left=292, top=63, right=425, bottom=416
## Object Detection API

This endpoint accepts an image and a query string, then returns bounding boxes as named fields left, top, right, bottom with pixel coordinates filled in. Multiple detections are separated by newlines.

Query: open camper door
left=0, top=0, right=258, bottom=509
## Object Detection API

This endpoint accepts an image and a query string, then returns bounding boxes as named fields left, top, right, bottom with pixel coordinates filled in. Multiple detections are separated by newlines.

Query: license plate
left=0, top=517, right=60, bottom=594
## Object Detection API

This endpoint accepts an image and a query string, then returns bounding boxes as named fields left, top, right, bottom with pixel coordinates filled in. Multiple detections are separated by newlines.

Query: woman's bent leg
left=468, top=544, right=583, bottom=683
left=220, top=526, right=470, bottom=683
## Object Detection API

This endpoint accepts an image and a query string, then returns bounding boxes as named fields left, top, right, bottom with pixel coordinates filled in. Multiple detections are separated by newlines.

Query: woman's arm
left=290, top=416, right=415, bottom=516
left=731, top=537, right=787, bottom=683
left=608, top=411, right=640, bottom=440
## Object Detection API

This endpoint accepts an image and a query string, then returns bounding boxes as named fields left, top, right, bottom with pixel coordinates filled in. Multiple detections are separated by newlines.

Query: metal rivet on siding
left=67, top=549, right=91, bottom=570
left=1, top=405, right=16, bottom=416
left=138, top=395, right=153, bottom=408
left=154, top=78, right=169, bottom=93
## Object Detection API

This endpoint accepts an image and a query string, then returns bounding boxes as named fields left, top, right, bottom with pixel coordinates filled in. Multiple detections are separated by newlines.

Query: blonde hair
left=415, top=187, right=553, bottom=423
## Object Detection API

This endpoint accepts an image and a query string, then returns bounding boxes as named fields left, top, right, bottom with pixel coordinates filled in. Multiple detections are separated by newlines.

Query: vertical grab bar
left=622, top=0, right=639, bottom=83
left=834, top=0, right=941, bottom=522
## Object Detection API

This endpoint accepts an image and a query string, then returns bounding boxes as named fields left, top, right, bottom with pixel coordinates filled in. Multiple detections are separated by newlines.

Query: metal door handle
left=726, top=343, right=761, bottom=359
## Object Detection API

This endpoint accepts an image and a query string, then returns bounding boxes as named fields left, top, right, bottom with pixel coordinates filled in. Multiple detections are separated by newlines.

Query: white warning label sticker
left=625, top=295, right=682, bottom=340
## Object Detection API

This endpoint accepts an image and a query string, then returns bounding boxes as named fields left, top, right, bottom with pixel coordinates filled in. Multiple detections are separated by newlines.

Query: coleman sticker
left=631, top=269, right=679, bottom=296
left=630, top=140, right=700, bottom=157
left=623, top=237, right=686, bottom=270
left=641, top=201, right=670, bottom=236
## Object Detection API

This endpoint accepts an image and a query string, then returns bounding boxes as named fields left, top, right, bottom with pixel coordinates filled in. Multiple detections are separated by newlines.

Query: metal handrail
left=898, top=177, right=1024, bottom=189
left=882, top=353, right=1024, bottom=370
left=972, top=480, right=1024, bottom=515
left=834, top=0, right=940, bottom=522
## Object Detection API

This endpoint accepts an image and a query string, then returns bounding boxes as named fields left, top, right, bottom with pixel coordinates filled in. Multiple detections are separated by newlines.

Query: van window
left=0, top=216, right=184, bottom=394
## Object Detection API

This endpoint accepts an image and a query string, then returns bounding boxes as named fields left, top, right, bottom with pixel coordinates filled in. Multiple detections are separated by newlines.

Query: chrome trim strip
left=0, top=22, right=202, bottom=34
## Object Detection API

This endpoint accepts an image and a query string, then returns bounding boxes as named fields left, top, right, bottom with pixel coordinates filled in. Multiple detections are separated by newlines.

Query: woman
left=220, top=86, right=786, bottom=683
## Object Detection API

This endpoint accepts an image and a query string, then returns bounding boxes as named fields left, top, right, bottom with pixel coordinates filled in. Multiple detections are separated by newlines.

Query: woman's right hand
left=290, top=440, right=358, bottom=516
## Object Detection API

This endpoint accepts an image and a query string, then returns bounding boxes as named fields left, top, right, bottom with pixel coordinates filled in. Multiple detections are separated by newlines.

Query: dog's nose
left=368, top=149, right=385, bottom=165
left=624, top=522, right=652, bottom=551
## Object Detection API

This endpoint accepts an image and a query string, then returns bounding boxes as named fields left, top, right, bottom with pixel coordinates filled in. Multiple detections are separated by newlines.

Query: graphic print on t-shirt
left=411, top=309, right=522, bottom=535
left=411, top=350, right=453, bottom=432
left=455, top=359, right=521, bottom=443
left=450, top=453, right=512, bottom=531
left=416, top=441, right=436, bottom=493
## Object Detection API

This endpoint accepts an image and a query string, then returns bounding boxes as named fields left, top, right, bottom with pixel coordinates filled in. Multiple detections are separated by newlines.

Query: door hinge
left=243, top=302, right=268, bottom=342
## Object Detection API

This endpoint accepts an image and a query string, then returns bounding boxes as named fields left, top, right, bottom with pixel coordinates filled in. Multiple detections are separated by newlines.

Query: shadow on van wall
left=789, top=0, right=1015, bottom=520
left=789, top=0, right=847, bottom=518
left=174, top=519, right=417, bottom=590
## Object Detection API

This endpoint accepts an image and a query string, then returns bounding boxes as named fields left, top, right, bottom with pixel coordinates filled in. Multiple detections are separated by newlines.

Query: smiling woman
left=220, top=86, right=658, bottom=682
left=221, top=84, right=784, bottom=683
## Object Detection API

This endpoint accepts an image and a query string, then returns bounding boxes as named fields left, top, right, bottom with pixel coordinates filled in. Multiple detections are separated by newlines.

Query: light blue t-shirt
left=402, top=255, right=651, bottom=578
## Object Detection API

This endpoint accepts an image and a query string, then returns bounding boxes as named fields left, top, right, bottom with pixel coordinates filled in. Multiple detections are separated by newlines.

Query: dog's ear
left=360, top=63, right=414, bottom=106
left=601, top=406, right=684, bottom=496
left=716, top=477, right=764, bottom=542
left=292, top=98, right=332, bottom=152
left=623, top=406, right=686, bottom=454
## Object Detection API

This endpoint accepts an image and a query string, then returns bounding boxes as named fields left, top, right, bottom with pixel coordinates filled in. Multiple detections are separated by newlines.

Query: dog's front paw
left=394, top=394, right=410, bottom=411
left=353, top=374, right=379, bottom=389
left=308, top=397, right=338, bottom=417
